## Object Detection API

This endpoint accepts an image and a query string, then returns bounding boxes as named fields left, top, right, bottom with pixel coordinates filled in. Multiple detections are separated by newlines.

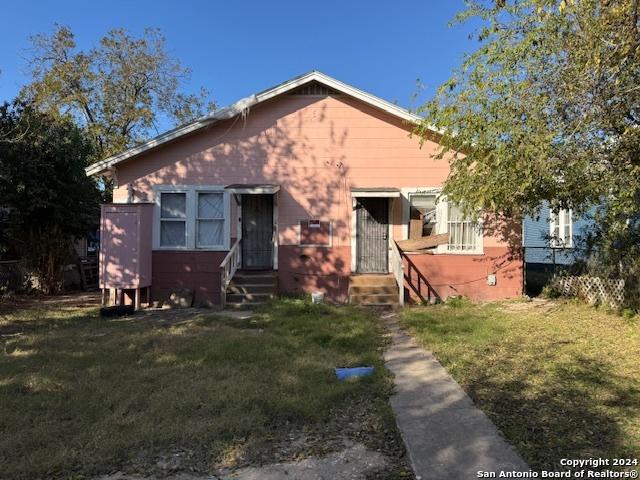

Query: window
left=409, top=194, right=438, bottom=238
left=550, top=208, right=572, bottom=248
left=197, top=193, right=224, bottom=247
left=446, top=203, right=481, bottom=252
left=154, top=186, right=229, bottom=250
left=404, top=189, right=483, bottom=254
left=160, top=193, right=187, bottom=247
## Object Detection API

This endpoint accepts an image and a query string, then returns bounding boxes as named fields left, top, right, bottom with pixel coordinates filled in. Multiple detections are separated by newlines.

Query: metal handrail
left=220, top=238, right=242, bottom=309
left=390, top=240, right=405, bottom=306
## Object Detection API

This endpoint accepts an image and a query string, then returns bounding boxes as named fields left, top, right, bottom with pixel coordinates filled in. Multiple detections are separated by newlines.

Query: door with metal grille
left=241, top=194, right=274, bottom=269
left=356, top=198, right=389, bottom=273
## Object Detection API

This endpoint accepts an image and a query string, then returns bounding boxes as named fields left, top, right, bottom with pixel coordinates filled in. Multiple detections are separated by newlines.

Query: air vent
left=290, top=82, right=340, bottom=96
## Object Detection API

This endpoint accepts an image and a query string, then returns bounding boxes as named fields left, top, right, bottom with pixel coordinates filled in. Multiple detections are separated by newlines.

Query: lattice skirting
left=552, top=275, right=625, bottom=309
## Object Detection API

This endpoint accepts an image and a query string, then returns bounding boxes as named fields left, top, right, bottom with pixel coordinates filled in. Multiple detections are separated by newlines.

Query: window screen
left=197, top=193, right=224, bottom=247
left=160, top=193, right=187, bottom=247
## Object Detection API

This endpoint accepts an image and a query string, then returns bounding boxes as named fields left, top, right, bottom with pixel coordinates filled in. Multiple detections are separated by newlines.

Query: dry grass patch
left=400, top=299, right=640, bottom=471
left=0, top=295, right=411, bottom=479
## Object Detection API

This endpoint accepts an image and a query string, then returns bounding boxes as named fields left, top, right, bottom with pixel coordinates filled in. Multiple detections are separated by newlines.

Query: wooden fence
left=552, top=275, right=625, bottom=309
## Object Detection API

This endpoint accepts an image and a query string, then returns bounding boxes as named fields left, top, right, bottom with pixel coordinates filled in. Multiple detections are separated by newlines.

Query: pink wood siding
left=113, top=95, right=454, bottom=250
left=99, top=204, right=152, bottom=289
left=111, top=94, right=521, bottom=302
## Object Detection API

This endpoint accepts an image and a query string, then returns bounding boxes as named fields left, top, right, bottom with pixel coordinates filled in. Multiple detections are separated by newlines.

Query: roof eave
left=85, top=95, right=257, bottom=176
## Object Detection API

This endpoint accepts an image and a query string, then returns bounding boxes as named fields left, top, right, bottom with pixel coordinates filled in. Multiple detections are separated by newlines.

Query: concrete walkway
left=383, top=316, right=529, bottom=480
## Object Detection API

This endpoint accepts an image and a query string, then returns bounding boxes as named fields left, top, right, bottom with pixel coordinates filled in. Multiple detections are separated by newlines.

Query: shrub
left=541, top=284, right=562, bottom=299
left=446, top=296, right=473, bottom=308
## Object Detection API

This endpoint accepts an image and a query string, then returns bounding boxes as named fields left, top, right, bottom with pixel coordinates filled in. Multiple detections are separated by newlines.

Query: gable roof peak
left=86, top=71, right=433, bottom=177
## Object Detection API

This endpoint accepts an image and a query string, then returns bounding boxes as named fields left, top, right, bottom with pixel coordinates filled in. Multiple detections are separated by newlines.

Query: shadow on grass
left=0, top=296, right=410, bottom=479
left=401, top=305, right=640, bottom=471
left=466, top=353, right=640, bottom=470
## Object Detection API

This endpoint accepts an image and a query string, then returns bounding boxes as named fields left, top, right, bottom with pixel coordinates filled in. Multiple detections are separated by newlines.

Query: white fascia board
left=253, top=71, right=429, bottom=127
left=85, top=96, right=257, bottom=176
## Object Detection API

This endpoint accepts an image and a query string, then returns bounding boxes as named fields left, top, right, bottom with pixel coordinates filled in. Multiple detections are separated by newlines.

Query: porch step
left=349, top=274, right=397, bottom=287
left=348, top=285, right=398, bottom=295
left=231, top=271, right=278, bottom=286
left=226, top=270, right=278, bottom=309
left=349, top=275, right=399, bottom=307
left=349, top=293, right=399, bottom=305
left=227, top=284, right=277, bottom=294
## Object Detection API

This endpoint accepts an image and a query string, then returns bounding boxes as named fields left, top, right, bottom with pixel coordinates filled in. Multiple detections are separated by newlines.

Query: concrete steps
left=349, top=274, right=399, bottom=308
left=226, top=270, right=277, bottom=309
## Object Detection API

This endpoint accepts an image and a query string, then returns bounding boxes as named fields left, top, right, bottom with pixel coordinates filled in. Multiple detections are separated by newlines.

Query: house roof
left=85, top=70, right=432, bottom=177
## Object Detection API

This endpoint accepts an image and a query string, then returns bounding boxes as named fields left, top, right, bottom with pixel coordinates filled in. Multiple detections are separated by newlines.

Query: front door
left=356, top=197, right=389, bottom=273
left=242, top=194, right=274, bottom=269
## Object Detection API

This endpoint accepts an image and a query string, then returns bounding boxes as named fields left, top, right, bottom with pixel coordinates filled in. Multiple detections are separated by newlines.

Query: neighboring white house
left=523, top=202, right=592, bottom=266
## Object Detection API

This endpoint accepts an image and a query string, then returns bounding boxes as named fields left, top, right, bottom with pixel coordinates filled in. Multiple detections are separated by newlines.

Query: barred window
left=447, top=203, right=480, bottom=252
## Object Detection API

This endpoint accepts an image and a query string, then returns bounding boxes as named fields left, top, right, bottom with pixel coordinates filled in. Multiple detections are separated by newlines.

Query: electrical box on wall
left=487, top=274, right=497, bottom=286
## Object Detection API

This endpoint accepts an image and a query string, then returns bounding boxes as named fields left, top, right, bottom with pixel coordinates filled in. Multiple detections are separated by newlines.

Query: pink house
left=88, top=71, right=523, bottom=308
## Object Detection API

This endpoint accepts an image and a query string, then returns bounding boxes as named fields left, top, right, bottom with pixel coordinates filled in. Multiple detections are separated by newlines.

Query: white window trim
left=195, top=191, right=227, bottom=249
left=401, top=188, right=484, bottom=255
left=549, top=208, right=573, bottom=248
left=152, top=185, right=230, bottom=251
left=349, top=197, right=394, bottom=273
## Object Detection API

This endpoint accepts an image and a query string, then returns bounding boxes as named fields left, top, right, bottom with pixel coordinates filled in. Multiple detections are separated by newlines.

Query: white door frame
left=350, top=196, right=391, bottom=274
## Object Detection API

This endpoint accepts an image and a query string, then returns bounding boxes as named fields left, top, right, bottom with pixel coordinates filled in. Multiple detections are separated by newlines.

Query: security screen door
left=241, top=194, right=274, bottom=269
left=356, top=197, right=389, bottom=273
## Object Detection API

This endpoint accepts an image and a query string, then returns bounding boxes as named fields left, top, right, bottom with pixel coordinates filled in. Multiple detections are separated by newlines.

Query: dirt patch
left=2, top=296, right=413, bottom=479
left=219, top=443, right=386, bottom=479
left=0, top=291, right=101, bottom=313
left=499, top=297, right=555, bottom=313
left=134, top=307, right=255, bottom=326
left=0, top=292, right=102, bottom=337
left=95, top=444, right=386, bottom=480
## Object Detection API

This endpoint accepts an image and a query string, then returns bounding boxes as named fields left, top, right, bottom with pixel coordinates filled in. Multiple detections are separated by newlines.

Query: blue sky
left=0, top=0, right=477, bottom=117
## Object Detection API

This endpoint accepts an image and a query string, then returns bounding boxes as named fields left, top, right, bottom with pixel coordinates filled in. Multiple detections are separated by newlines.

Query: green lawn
left=400, top=299, right=640, bottom=471
left=0, top=295, right=411, bottom=479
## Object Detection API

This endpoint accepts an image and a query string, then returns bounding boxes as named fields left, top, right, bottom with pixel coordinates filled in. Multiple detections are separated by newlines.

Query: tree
left=0, top=101, right=100, bottom=294
left=417, top=0, right=639, bottom=218
left=22, top=25, right=214, bottom=162
left=416, top=0, right=640, bottom=291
